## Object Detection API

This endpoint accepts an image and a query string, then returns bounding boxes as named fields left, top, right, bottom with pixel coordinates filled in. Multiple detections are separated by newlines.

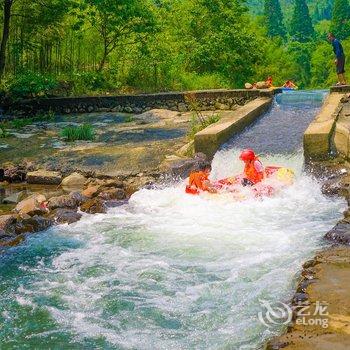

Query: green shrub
left=188, top=113, right=220, bottom=139
left=68, top=71, right=119, bottom=95
left=124, top=115, right=134, bottom=123
left=11, top=118, right=33, bottom=129
left=60, top=124, right=95, bottom=142
left=0, top=124, right=10, bottom=138
left=7, top=71, right=58, bottom=99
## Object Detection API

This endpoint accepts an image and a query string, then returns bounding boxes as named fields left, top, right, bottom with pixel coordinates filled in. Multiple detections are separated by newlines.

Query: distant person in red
left=186, top=162, right=217, bottom=194
left=266, top=76, right=273, bottom=88
left=283, top=80, right=297, bottom=89
left=239, top=149, right=264, bottom=186
left=328, top=33, right=347, bottom=86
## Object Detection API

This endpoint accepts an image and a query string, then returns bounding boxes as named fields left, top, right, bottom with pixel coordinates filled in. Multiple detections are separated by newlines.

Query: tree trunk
left=0, top=0, right=13, bottom=79
left=98, top=48, right=108, bottom=72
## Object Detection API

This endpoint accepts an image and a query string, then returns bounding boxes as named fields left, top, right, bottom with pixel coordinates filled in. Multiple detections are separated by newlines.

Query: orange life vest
left=244, top=158, right=264, bottom=184
left=186, top=171, right=209, bottom=194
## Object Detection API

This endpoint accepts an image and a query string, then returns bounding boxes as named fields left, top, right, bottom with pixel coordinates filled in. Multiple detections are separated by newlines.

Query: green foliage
left=0, top=124, right=10, bottom=138
left=188, top=114, right=220, bottom=139
left=185, top=0, right=261, bottom=87
left=124, top=115, right=134, bottom=123
left=0, top=0, right=347, bottom=96
left=7, top=72, right=58, bottom=99
left=83, top=0, right=156, bottom=70
left=290, top=0, right=315, bottom=42
left=60, top=124, right=95, bottom=142
left=264, top=0, right=286, bottom=39
left=330, top=0, right=350, bottom=40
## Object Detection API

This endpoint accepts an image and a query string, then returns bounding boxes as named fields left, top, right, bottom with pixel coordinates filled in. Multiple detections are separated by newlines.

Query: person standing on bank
left=328, top=33, right=347, bottom=86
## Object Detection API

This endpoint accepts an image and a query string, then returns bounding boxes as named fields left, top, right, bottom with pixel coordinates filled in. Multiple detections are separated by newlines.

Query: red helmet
left=239, top=149, right=256, bottom=161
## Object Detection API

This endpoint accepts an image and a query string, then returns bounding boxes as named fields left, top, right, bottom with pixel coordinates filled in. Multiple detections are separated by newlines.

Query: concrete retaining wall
left=194, top=97, right=272, bottom=159
left=304, top=93, right=344, bottom=160
left=7, top=89, right=279, bottom=115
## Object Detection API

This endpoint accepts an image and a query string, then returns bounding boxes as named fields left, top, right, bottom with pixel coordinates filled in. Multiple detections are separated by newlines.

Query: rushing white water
left=0, top=91, right=346, bottom=349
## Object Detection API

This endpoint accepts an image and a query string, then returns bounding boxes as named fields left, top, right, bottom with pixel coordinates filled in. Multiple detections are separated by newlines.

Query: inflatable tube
left=186, top=167, right=295, bottom=197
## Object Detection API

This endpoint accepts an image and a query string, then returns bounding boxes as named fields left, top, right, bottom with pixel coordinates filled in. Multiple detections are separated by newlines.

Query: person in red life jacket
left=239, top=149, right=264, bottom=186
left=266, top=76, right=273, bottom=88
left=283, top=80, right=297, bottom=89
left=186, top=162, right=217, bottom=194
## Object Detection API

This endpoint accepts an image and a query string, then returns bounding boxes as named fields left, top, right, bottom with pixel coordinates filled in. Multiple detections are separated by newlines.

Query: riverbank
left=265, top=162, right=350, bottom=349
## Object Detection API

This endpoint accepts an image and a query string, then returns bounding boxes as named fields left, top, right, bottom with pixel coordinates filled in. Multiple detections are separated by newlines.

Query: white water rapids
left=0, top=91, right=346, bottom=349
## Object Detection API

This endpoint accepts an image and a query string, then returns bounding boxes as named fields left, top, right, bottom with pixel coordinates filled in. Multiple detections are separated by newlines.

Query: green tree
left=186, top=0, right=262, bottom=87
left=330, top=0, right=350, bottom=39
left=0, top=0, right=14, bottom=79
left=83, top=0, right=156, bottom=71
left=290, top=0, right=315, bottom=42
left=264, top=0, right=286, bottom=39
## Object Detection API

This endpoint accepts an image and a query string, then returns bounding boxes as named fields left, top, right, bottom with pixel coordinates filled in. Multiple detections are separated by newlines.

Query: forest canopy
left=0, top=0, right=348, bottom=98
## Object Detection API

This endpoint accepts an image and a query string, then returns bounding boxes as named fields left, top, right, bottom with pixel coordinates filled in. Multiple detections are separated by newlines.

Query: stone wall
left=6, top=89, right=278, bottom=115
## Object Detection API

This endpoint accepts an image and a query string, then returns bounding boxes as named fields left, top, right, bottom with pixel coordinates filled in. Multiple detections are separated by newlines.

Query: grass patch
left=188, top=113, right=220, bottom=139
left=0, top=124, right=10, bottom=138
left=60, top=124, right=95, bottom=142
left=124, top=115, right=134, bottom=123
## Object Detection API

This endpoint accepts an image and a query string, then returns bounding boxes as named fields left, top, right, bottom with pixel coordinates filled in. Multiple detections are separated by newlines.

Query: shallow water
left=0, top=91, right=345, bottom=349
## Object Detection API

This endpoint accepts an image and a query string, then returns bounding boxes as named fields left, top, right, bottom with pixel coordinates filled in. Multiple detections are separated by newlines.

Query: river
left=0, top=91, right=345, bottom=349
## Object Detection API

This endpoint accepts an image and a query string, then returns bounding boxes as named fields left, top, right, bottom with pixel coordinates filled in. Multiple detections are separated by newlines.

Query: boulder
left=61, top=172, right=86, bottom=188
left=163, top=152, right=207, bottom=178
left=82, top=186, right=100, bottom=198
left=2, top=191, right=27, bottom=204
left=1, top=165, right=27, bottom=183
left=98, top=188, right=126, bottom=201
left=256, top=81, right=269, bottom=89
left=11, top=215, right=53, bottom=235
left=124, top=176, right=155, bottom=195
left=50, top=208, right=82, bottom=225
left=26, top=170, right=62, bottom=185
left=14, top=194, right=47, bottom=216
left=245, top=83, right=253, bottom=90
left=80, top=198, right=107, bottom=214
left=0, top=214, right=17, bottom=231
left=325, top=220, right=350, bottom=245
left=0, top=214, right=52, bottom=237
left=48, top=192, right=85, bottom=210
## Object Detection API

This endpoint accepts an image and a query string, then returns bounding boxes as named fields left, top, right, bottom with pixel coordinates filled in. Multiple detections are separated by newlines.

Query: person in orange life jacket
left=186, top=162, right=217, bottom=194
left=239, top=149, right=264, bottom=186
left=266, top=76, right=273, bottom=87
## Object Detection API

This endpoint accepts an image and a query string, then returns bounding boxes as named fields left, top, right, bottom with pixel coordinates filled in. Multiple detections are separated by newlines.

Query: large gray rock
left=0, top=214, right=53, bottom=238
left=0, top=214, right=17, bottom=231
left=27, top=170, right=62, bottom=185
left=80, top=198, right=107, bottom=214
left=2, top=191, right=27, bottom=204
left=325, top=220, right=350, bottom=245
left=165, top=152, right=207, bottom=178
left=1, top=165, right=27, bottom=183
left=50, top=208, right=82, bottom=225
left=48, top=192, right=85, bottom=210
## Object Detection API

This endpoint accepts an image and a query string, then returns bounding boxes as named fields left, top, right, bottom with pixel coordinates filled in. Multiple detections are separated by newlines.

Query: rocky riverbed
left=267, top=160, right=350, bottom=349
